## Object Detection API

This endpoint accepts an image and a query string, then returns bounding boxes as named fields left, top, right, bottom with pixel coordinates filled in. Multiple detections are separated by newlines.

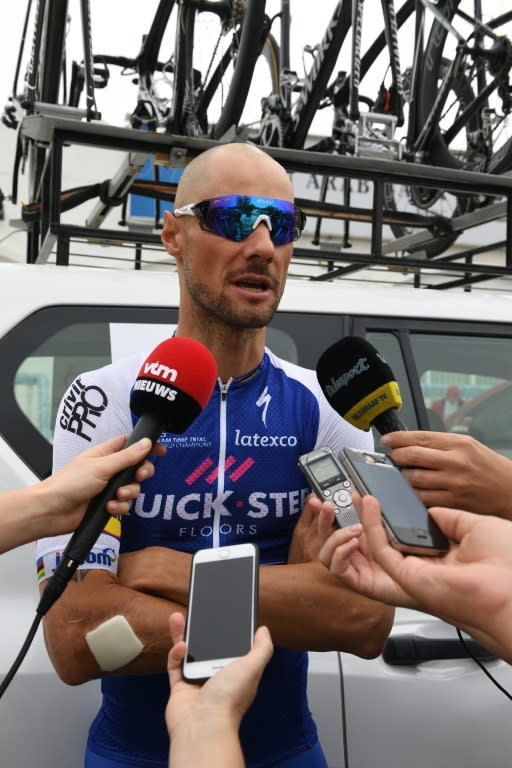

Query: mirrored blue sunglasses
left=173, top=194, right=306, bottom=246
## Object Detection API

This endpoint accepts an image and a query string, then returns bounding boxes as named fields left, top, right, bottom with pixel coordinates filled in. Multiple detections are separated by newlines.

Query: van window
left=353, top=320, right=512, bottom=458
left=269, top=311, right=343, bottom=369
left=14, top=321, right=178, bottom=444
left=410, top=333, right=512, bottom=457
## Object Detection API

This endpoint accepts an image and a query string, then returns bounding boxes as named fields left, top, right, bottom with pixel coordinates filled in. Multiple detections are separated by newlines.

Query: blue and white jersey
left=36, top=347, right=373, bottom=768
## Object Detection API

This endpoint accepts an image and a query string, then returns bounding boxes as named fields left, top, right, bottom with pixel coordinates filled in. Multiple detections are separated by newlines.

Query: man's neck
left=175, top=322, right=266, bottom=382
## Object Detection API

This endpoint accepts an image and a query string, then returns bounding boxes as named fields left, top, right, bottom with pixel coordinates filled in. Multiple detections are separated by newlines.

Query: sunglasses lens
left=203, top=196, right=303, bottom=244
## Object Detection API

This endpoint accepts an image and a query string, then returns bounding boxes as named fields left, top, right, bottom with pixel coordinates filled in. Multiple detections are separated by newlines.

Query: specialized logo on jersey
left=234, top=386, right=298, bottom=446
left=59, top=377, right=108, bottom=442
left=256, top=386, right=271, bottom=426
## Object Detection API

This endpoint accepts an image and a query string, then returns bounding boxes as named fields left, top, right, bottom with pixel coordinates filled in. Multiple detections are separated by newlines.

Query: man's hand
left=318, top=490, right=512, bottom=663
left=287, top=494, right=337, bottom=564
left=318, top=493, right=418, bottom=608
left=166, top=612, right=273, bottom=768
left=381, top=431, right=512, bottom=520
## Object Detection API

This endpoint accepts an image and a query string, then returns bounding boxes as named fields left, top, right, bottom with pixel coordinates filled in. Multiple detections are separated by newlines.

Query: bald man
left=39, top=142, right=393, bottom=768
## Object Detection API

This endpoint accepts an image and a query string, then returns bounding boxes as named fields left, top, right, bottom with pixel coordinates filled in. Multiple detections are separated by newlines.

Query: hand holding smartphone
left=339, top=448, right=449, bottom=556
left=298, top=447, right=360, bottom=527
left=183, top=542, right=259, bottom=682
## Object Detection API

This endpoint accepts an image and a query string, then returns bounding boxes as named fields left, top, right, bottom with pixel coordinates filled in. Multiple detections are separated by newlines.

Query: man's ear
left=161, top=210, right=183, bottom=256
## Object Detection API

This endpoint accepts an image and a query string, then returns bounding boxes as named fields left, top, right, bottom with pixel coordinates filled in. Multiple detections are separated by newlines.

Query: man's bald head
left=174, top=142, right=294, bottom=207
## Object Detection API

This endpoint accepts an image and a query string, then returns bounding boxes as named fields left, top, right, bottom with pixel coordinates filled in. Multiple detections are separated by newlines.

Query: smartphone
left=183, top=542, right=259, bottom=682
left=339, top=448, right=449, bottom=556
left=298, top=447, right=359, bottom=527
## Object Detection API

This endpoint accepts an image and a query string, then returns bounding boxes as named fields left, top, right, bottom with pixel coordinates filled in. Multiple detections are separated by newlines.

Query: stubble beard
left=184, top=270, right=283, bottom=330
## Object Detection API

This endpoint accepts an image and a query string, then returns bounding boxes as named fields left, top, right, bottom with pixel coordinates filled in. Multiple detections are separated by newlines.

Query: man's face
left=180, top=213, right=293, bottom=330
left=167, top=150, right=297, bottom=331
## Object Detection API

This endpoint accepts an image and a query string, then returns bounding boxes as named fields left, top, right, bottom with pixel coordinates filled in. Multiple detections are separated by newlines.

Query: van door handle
left=383, top=635, right=496, bottom=666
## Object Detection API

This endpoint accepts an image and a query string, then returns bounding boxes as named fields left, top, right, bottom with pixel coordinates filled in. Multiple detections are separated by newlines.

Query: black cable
left=456, top=627, right=512, bottom=701
left=0, top=613, right=42, bottom=700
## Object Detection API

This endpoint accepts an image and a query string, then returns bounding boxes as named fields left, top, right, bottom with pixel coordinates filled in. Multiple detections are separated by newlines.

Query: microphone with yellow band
left=316, top=336, right=407, bottom=435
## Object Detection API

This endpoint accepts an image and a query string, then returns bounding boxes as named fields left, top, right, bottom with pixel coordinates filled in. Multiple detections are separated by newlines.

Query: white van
left=1, top=261, right=512, bottom=768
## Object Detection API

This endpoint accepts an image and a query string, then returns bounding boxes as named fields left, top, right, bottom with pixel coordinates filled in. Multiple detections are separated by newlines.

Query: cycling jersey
left=37, top=346, right=373, bottom=768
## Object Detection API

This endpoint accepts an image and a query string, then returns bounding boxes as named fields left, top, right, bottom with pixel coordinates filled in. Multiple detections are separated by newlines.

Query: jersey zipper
left=213, top=378, right=232, bottom=547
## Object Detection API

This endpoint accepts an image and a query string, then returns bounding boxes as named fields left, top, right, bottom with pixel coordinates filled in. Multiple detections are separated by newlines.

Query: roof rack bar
left=17, top=114, right=512, bottom=286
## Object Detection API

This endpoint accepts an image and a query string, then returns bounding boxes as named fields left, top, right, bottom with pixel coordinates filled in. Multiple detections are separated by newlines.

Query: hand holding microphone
left=316, top=337, right=512, bottom=521
left=37, top=336, right=217, bottom=616
left=0, top=436, right=161, bottom=557
left=315, top=335, right=452, bottom=555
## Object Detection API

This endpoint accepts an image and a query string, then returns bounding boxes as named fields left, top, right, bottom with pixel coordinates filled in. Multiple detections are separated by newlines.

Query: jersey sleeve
left=35, top=354, right=143, bottom=583
left=270, top=352, right=375, bottom=455
left=314, top=382, right=375, bottom=454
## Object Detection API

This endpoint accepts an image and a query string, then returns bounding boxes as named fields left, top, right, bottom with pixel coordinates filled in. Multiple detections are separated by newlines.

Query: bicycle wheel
left=382, top=181, right=463, bottom=258
left=202, top=26, right=280, bottom=141
left=166, top=0, right=274, bottom=140
left=420, top=1, right=512, bottom=174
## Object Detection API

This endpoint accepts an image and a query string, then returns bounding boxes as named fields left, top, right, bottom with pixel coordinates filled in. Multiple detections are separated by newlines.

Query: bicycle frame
left=276, top=0, right=415, bottom=150
left=276, top=0, right=478, bottom=156
left=23, top=0, right=98, bottom=120
left=282, top=1, right=353, bottom=149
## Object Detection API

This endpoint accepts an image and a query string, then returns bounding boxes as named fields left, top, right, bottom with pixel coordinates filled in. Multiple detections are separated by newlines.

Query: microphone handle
left=37, top=413, right=162, bottom=616
left=373, top=408, right=407, bottom=435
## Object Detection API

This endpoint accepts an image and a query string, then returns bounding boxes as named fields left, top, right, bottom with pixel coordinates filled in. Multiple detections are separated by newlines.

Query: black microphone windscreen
left=316, top=336, right=404, bottom=431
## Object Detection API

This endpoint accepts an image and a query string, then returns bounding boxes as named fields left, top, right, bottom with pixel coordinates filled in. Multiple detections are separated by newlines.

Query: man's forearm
left=117, top=546, right=192, bottom=603
left=117, top=547, right=394, bottom=657
left=258, top=560, right=394, bottom=656
left=170, top=718, right=244, bottom=768
left=42, top=570, right=187, bottom=685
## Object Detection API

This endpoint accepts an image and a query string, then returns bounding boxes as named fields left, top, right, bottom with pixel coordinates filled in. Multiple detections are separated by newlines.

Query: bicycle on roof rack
left=2, top=0, right=278, bottom=258
left=2, top=0, right=512, bottom=264
left=250, top=0, right=512, bottom=257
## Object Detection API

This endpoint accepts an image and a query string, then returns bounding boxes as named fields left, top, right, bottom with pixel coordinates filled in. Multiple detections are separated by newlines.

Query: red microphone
left=37, top=336, right=217, bottom=616
left=130, top=336, right=217, bottom=437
